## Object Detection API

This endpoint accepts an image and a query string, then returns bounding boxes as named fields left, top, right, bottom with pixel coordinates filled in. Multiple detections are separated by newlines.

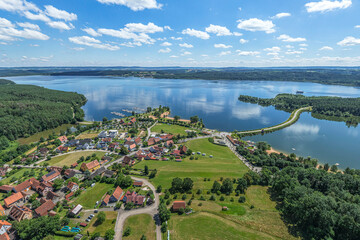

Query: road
left=114, top=176, right=161, bottom=240
left=146, top=121, right=158, bottom=141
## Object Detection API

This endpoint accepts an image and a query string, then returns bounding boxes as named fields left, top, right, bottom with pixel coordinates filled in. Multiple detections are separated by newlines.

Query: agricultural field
left=17, top=124, right=73, bottom=145
left=123, top=214, right=156, bottom=240
left=151, top=123, right=194, bottom=135
left=167, top=186, right=295, bottom=240
left=46, top=151, right=106, bottom=169
left=73, top=183, right=113, bottom=209
left=136, top=138, right=249, bottom=189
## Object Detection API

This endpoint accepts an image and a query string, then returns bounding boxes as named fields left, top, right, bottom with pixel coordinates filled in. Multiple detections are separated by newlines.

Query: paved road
left=114, top=176, right=161, bottom=240
left=146, top=121, right=158, bottom=141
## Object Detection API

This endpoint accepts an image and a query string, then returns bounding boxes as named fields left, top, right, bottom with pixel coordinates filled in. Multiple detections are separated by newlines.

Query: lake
left=8, top=75, right=360, bottom=169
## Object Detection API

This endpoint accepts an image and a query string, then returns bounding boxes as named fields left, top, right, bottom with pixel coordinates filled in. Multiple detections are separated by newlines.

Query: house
left=64, top=169, right=83, bottom=180
left=81, top=160, right=100, bottom=172
left=31, top=179, right=53, bottom=196
left=130, top=118, right=136, bottom=124
left=103, top=170, right=115, bottom=178
left=134, top=137, right=142, bottom=145
left=41, top=170, right=61, bottom=182
left=0, top=205, right=4, bottom=216
left=179, top=145, right=188, bottom=155
left=0, top=185, right=13, bottom=193
left=101, top=195, right=111, bottom=206
left=8, top=206, right=32, bottom=222
left=108, top=130, right=118, bottom=138
left=133, top=181, right=143, bottom=187
left=69, top=204, right=82, bottom=217
left=67, top=182, right=79, bottom=192
left=65, top=192, right=74, bottom=201
left=123, top=191, right=145, bottom=205
left=71, top=162, right=78, bottom=168
left=98, top=131, right=108, bottom=138
left=128, top=143, right=136, bottom=152
left=4, top=192, right=25, bottom=208
left=0, top=167, right=8, bottom=178
left=0, top=220, right=11, bottom=240
left=147, top=137, right=160, bottom=146
left=110, top=186, right=123, bottom=202
left=172, top=201, right=186, bottom=212
left=226, top=135, right=239, bottom=146
left=35, top=200, right=55, bottom=217
left=145, top=153, right=157, bottom=160
left=67, top=139, right=79, bottom=147
left=164, top=140, right=174, bottom=148
left=122, top=156, right=135, bottom=167
left=78, top=139, right=93, bottom=149
left=13, top=179, right=33, bottom=193
left=89, top=167, right=106, bottom=180
left=58, top=136, right=68, bottom=143
left=134, top=150, right=148, bottom=160
left=39, top=148, right=49, bottom=156
left=56, top=146, right=69, bottom=153
left=46, top=191, right=60, bottom=203
left=171, top=150, right=181, bottom=157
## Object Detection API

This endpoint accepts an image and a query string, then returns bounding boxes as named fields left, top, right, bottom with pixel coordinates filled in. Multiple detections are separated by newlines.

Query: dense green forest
left=1, top=67, right=360, bottom=86
left=236, top=142, right=360, bottom=240
left=239, top=94, right=360, bottom=126
left=0, top=78, right=15, bottom=85
left=0, top=80, right=87, bottom=140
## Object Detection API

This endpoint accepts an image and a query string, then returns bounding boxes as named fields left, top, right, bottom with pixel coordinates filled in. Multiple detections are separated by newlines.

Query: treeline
left=0, top=82, right=87, bottom=140
left=0, top=79, right=15, bottom=85
left=239, top=94, right=360, bottom=125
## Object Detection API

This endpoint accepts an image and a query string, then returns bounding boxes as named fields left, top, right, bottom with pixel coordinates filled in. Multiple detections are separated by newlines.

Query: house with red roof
left=4, top=192, right=25, bottom=208
left=13, top=179, right=33, bottom=193
left=0, top=205, right=4, bottom=216
left=0, top=220, right=12, bottom=239
left=165, top=140, right=174, bottom=148
left=81, top=160, right=100, bottom=172
left=123, top=191, right=145, bottom=206
left=179, top=145, right=188, bottom=155
left=41, top=170, right=61, bottom=182
left=35, top=200, right=55, bottom=217
left=101, top=195, right=111, bottom=206
left=122, top=156, right=135, bottom=167
left=172, top=201, right=186, bottom=212
left=110, top=186, right=123, bottom=202
left=58, top=136, right=68, bottom=143
left=56, top=146, right=69, bottom=153
left=67, top=182, right=79, bottom=192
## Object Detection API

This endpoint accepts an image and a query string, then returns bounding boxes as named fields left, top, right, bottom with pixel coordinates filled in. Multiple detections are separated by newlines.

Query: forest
left=0, top=80, right=87, bottom=140
left=236, top=142, right=360, bottom=240
left=239, top=94, right=360, bottom=125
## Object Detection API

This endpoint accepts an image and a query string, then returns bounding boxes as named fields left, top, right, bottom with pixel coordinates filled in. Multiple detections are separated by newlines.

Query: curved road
left=114, top=176, right=161, bottom=240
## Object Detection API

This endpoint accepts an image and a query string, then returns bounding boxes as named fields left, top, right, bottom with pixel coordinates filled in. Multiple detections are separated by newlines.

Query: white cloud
left=201, top=54, right=208, bottom=57
left=0, top=0, right=39, bottom=12
left=98, top=28, right=155, bottom=44
left=205, top=24, right=232, bottom=36
left=355, top=25, right=360, bottom=28
left=44, top=5, right=77, bottom=21
left=96, top=0, right=162, bottom=11
left=23, top=11, right=50, bottom=22
left=46, top=21, right=74, bottom=30
left=181, top=51, right=192, bottom=56
left=120, top=41, right=142, bottom=47
left=82, top=27, right=101, bottom=37
left=214, top=43, right=232, bottom=49
left=286, top=50, right=303, bottom=55
left=69, top=36, right=119, bottom=50
left=337, top=36, right=360, bottom=46
left=285, top=45, right=294, bottom=48
left=319, top=46, right=333, bottom=50
left=0, top=17, right=49, bottom=41
left=182, top=28, right=210, bottom=39
left=164, top=26, right=172, bottom=31
left=264, top=46, right=281, bottom=52
left=278, top=34, right=306, bottom=42
left=179, top=43, right=193, bottom=48
left=0, top=17, right=14, bottom=27
left=236, top=50, right=260, bottom=56
left=233, top=32, right=243, bottom=36
left=158, top=47, right=171, bottom=53
left=124, top=22, right=163, bottom=33
left=219, top=51, right=231, bottom=56
left=71, top=47, right=84, bottom=51
left=170, top=36, right=182, bottom=40
left=17, top=22, right=39, bottom=30
left=305, top=0, right=351, bottom=13
left=237, top=18, right=275, bottom=33
left=161, top=41, right=172, bottom=46
left=272, top=12, right=291, bottom=19
left=170, top=55, right=178, bottom=58
left=239, top=39, right=248, bottom=44
left=299, top=43, right=308, bottom=47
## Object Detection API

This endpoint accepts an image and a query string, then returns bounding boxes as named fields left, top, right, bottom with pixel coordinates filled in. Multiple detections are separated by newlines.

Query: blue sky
left=0, top=0, right=359, bottom=67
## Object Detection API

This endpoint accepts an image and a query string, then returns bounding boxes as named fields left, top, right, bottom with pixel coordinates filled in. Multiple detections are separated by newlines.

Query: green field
left=17, top=124, right=73, bottom=145
left=73, top=183, right=113, bottom=209
left=46, top=151, right=105, bottom=168
left=0, top=168, right=44, bottom=185
left=151, top=123, right=193, bottom=135
left=167, top=186, right=295, bottom=240
left=123, top=214, right=156, bottom=240
left=136, top=138, right=249, bottom=189
left=87, top=211, right=117, bottom=235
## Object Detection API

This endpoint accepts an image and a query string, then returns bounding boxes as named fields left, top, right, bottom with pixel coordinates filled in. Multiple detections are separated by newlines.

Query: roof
left=133, top=181, right=143, bottom=186
left=0, top=185, right=13, bottom=193
left=58, top=136, right=68, bottom=142
left=71, top=204, right=82, bottom=215
left=14, top=179, right=32, bottom=192
left=35, top=200, right=55, bottom=216
left=112, top=186, right=123, bottom=200
left=67, top=181, right=78, bottom=190
left=129, top=143, right=136, bottom=149
left=0, top=205, right=4, bottom=213
left=172, top=201, right=186, bottom=210
left=0, top=220, right=11, bottom=227
left=82, top=160, right=100, bottom=170
left=41, top=170, right=60, bottom=182
left=9, top=205, right=32, bottom=221
left=0, top=233, right=10, bottom=240
left=65, top=192, right=74, bottom=201
left=102, top=195, right=110, bottom=205
left=4, top=192, right=24, bottom=207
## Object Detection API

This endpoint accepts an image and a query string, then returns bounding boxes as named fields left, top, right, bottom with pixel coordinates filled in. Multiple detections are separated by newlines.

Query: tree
left=161, top=222, right=167, bottom=233
left=211, top=181, right=221, bottom=193
left=32, top=200, right=41, bottom=209
left=174, top=115, right=180, bottom=121
left=330, top=165, right=338, bottom=172
left=123, top=227, right=131, bottom=237
left=170, top=177, right=183, bottom=193
left=156, top=185, right=162, bottom=193
left=190, top=116, right=199, bottom=123
left=158, top=202, right=171, bottom=223
left=52, top=178, right=64, bottom=191
left=144, top=165, right=149, bottom=176
left=141, top=235, right=147, bottom=240
left=236, top=179, right=248, bottom=194
left=61, top=217, right=70, bottom=226
left=238, top=196, right=246, bottom=203
left=96, top=211, right=106, bottom=225
left=105, top=229, right=115, bottom=240
left=182, top=178, right=193, bottom=192
left=13, top=215, right=60, bottom=240
left=102, top=117, right=108, bottom=122
left=323, top=163, right=330, bottom=171
left=221, top=178, right=233, bottom=195
left=0, top=136, right=10, bottom=150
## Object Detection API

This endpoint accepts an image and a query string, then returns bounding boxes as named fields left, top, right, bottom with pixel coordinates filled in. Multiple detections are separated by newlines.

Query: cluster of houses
left=147, top=134, right=174, bottom=146
left=226, top=135, right=256, bottom=154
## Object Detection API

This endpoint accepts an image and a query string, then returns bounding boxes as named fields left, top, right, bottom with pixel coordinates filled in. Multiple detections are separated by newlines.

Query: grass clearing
left=136, top=138, right=249, bottom=189
left=123, top=214, right=156, bottom=240
left=17, top=124, right=73, bottom=145
left=151, top=123, right=193, bottom=135
left=87, top=211, right=117, bottom=235
left=0, top=168, right=44, bottom=185
left=46, top=151, right=105, bottom=168
left=76, top=133, right=99, bottom=139
left=73, top=183, right=113, bottom=209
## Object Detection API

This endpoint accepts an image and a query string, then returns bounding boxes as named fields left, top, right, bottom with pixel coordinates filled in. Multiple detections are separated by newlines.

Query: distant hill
left=0, top=79, right=15, bottom=85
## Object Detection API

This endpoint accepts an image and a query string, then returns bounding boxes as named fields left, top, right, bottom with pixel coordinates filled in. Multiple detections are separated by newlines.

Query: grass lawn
left=17, top=124, right=73, bottom=145
left=87, top=211, right=117, bottom=235
left=73, top=183, right=113, bottom=209
left=123, top=214, right=156, bottom=240
left=0, top=168, right=44, bottom=185
left=46, top=151, right=105, bottom=168
left=136, top=138, right=249, bottom=189
left=151, top=123, right=193, bottom=135
left=76, top=133, right=99, bottom=139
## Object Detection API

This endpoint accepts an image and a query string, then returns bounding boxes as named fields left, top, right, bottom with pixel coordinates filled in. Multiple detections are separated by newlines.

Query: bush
left=210, top=195, right=216, bottom=201
left=182, top=194, right=187, bottom=200
left=238, top=196, right=246, bottom=203
left=123, top=227, right=131, bottom=237
left=161, top=222, right=167, bottom=233
left=198, top=203, right=203, bottom=206
left=178, top=207, right=185, bottom=215
left=220, top=196, right=225, bottom=201
left=55, top=231, right=76, bottom=237
left=196, top=189, right=202, bottom=195
left=250, top=205, right=254, bottom=209
left=199, top=196, right=206, bottom=201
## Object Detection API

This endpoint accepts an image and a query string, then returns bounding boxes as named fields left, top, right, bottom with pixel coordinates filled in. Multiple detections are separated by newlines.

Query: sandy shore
left=266, top=147, right=288, bottom=156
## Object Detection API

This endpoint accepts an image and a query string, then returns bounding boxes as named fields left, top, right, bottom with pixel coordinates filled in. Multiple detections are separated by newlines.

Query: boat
left=335, top=163, right=340, bottom=166
left=292, top=148, right=296, bottom=151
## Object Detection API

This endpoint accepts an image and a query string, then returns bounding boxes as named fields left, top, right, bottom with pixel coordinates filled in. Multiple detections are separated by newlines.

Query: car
left=77, top=215, right=81, bottom=218
left=90, top=214, right=94, bottom=217
left=94, top=210, right=98, bottom=213
left=85, top=219, right=90, bottom=222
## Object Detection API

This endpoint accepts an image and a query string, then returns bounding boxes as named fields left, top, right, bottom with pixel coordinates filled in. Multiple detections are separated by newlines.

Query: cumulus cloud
left=264, top=46, right=281, bottom=52
left=44, top=5, right=77, bottom=21
left=219, top=51, right=231, bottom=56
left=205, top=24, right=232, bottom=36
left=286, top=50, right=303, bottom=55
left=161, top=41, right=172, bottom=46
left=158, top=47, right=171, bottom=53
left=0, top=17, right=49, bottom=41
left=236, top=50, right=260, bottom=56
left=355, top=25, right=360, bottom=28
left=237, top=18, right=275, bottom=33
left=82, top=27, right=101, bottom=37
left=337, top=36, right=360, bottom=46
left=23, top=11, right=50, bottom=22
left=98, top=28, right=155, bottom=44
left=170, top=36, right=182, bottom=40
left=181, top=51, right=192, bottom=56
left=124, top=22, right=163, bottom=33
left=214, top=43, right=232, bottom=49
left=96, top=0, right=162, bottom=11
left=46, top=21, right=74, bottom=30
left=69, top=36, right=119, bottom=50
left=17, top=22, right=39, bottom=30
left=182, top=28, right=210, bottom=39
left=272, top=12, right=291, bottom=19
left=179, top=43, right=193, bottom=48
left=278, top=34, right=306, bottom=42
left=239, top=39, right=248, bottom=44
left=0, top=0, right=39, bottom=12
left=319, top=46, right=333, bottom=50
left=305, top=0, right=352, bottom=13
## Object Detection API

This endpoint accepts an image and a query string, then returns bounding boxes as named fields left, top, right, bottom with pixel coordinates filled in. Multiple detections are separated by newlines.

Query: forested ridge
left=0, top=80, right=87, bottom=140
left=239, top=94, right=360, bottom=125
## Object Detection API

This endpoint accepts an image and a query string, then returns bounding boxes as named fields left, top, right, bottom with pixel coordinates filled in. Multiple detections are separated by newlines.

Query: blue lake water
left=8, top=75, right=360, bottom=169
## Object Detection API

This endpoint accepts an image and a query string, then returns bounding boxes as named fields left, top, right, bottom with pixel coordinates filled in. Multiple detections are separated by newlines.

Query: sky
left=0, top=0, right=360, bottom=67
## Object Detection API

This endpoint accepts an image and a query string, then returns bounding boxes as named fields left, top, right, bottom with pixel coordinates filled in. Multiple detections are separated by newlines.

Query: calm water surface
left=8, top=76, right=360, bottom=169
